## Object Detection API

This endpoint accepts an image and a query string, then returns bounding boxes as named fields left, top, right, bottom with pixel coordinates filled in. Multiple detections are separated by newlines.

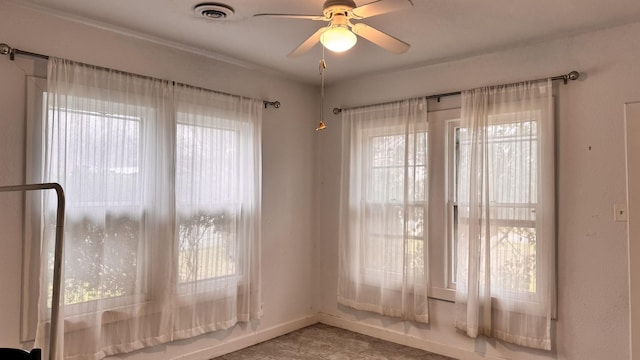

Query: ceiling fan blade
left=254, top=13, right=325, bottom=20
left=351, top=0, right=413, bottom=19
left=288, top=27, right=326, bottom=57
left=351, top=23, right=410, bottom=54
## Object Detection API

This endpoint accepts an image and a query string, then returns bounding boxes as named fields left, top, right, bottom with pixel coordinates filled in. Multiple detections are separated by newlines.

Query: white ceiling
left=10, top=0, right=640, bottom=85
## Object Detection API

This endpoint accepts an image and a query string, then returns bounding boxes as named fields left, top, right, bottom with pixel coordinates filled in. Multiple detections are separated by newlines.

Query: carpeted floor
left=216, top=323, right=456, bottom=359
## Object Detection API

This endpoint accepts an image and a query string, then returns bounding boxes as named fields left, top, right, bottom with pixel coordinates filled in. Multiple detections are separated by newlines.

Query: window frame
left=426, top=106, right=460, bottom=302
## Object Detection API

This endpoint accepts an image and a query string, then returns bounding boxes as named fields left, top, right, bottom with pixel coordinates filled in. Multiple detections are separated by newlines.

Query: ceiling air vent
left=195, top=3, right=235, bottom=20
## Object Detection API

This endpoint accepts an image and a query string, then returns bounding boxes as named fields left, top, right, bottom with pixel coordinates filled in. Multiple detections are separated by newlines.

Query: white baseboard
left=171, top=315, right=319, bottom=360
left=317, top=313, right=508, bottom=360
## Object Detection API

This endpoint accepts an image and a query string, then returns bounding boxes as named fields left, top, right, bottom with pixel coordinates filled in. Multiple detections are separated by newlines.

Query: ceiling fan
left=254, top=0, right=413, bottom=57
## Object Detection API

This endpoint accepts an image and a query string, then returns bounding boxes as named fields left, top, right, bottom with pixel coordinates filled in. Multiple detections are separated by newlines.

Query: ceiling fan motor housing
left=323, top=0, right=356, bottom=17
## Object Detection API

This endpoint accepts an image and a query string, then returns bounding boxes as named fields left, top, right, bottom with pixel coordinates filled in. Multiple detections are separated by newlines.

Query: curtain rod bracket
left=333, top=108, right=342, bottom=115
left=264, top=100, right=281, bottom=109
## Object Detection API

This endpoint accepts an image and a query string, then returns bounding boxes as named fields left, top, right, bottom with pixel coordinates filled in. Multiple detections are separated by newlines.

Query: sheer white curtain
left=172, top=83, right=262, bottom=338
left=35, top=58, right=262, bottom=360
left=338, top=98, right=429, bottom=323
left=454, top=80, right=555, bottom=350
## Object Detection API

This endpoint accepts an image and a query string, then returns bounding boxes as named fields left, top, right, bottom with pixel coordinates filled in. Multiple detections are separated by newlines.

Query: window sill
left=429, top=288, right=558, bottom=320
left=429, top=287, right=455, bottom=303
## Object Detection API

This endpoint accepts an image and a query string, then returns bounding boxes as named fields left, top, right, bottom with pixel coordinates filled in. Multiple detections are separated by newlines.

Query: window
left=338, top=98, right=429, bottom=323
left=36, top=94, right=253, bottom=305
left=44, top=105, right=251, bottom=306
left=25, top=58, right=262, bottom=359
left=452, top=82, right=555, bottom=350
left=363, top=129, right=427, bottom=285
left=51, top=107, right=144, bottom=307
left=175, top=121, right=241, bottom=285
left=339, top=85, right=555, bottom=331
left=449, top=120, right=540, bottom=297
left=427, top=106, right=460, bottom=301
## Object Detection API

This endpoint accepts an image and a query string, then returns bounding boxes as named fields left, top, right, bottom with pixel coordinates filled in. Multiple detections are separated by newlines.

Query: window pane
left=60, top=213, right=141, bottom=306
left=364, top=131, right=427, bottom=284
left=364, top=236, right=403, bottom=275
left=371, top=134, right=406, bottom=167
left=490, top=224, right=537, bottom=294
left=50, top=109, right=141, bottom=205
left=486, top=121, right=537, bottom=204
left=452, top=119, right=539, bottom=294
left=177, top=211, right=237, bottom=282
left=47, top=107, right=142, bottom=306
left=176, top=122, right=239, bottom=283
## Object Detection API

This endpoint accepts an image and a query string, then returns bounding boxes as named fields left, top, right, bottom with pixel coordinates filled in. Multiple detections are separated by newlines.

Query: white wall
left=0, top=2, right=319, bottom=359
left=316, top=22, right=640, bottom=360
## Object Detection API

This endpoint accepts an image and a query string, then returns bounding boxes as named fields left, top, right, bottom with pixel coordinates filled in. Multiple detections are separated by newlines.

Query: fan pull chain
left=316, top=47, right=327, bottom=131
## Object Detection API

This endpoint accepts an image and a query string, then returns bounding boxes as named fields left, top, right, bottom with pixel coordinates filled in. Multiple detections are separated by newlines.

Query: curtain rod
left=331, top=70, right=580, bottom=114
left=0, top=43, right=282, bottom=109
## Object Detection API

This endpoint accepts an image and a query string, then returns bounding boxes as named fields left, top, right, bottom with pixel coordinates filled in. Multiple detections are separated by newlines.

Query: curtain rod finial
left=568, top=71, right=580, bottom=81
left=0, top=43, right=11, bottom=56
left=263, top=100, right=281, bottom=109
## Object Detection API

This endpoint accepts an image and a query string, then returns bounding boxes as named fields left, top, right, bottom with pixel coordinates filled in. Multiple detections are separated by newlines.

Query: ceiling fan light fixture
left=320, top=25, right=357, bottom=53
